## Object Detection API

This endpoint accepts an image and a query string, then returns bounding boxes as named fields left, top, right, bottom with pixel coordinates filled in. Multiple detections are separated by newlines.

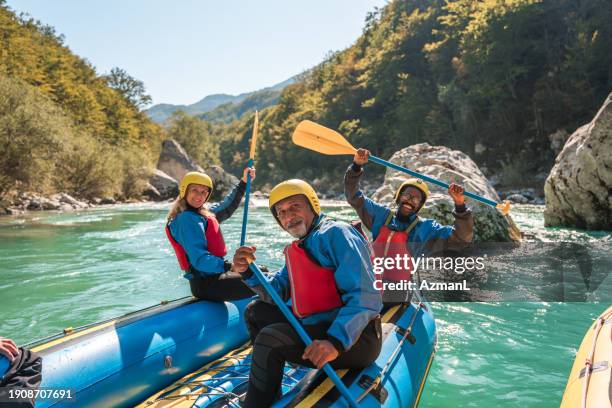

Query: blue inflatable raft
left=27, top=292, right=436, bottom=407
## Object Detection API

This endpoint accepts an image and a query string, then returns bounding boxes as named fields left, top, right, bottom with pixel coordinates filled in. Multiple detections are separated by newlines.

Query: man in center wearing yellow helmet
left=345, top=149, right=474, bottom=302
left=231, top=179, right=382, bottom=407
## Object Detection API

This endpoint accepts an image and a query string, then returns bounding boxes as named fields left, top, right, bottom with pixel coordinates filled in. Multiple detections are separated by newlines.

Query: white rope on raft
left=581, top=315, right=606, bottom=408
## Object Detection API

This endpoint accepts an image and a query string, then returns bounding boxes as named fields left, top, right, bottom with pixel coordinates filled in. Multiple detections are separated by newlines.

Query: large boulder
left=142, top=183, right=162, bottom=200
left=156, top=139, right=239, bottom=200
left=544, top=93, right=612, bottom=230
left=26, top=195, right=61, bottom=210
left=205, top=165, right=239, bottom=201
left=371, top=143, right=521, bottom=242
left=149, top=169, right=179, bottom=200
left=157, top=139, right=205, bottom=181
left=56, top=193, right=88, bottom=208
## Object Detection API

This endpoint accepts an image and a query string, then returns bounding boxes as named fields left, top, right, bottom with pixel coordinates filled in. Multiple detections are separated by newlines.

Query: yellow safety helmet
left=179, top=172, right=213, bottom=201
left=269, top=179, right=320, bottom=224
left=394, top=178, right=430, bottom=204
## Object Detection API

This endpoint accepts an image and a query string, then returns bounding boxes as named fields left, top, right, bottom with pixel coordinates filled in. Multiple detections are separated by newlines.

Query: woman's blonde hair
left=167, top=187, right=214, bottom=222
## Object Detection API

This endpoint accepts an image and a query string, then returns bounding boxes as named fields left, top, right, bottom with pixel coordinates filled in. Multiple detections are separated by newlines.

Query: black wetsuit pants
left=243, top=300, right=382, bottom=407
left=188, top=271, right=254, bottom=301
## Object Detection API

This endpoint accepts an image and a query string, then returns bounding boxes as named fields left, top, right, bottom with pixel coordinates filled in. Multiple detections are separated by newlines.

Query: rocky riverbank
left=497, top=188, right=545, bottom=205
left=1, top=192, right=127, bottom=216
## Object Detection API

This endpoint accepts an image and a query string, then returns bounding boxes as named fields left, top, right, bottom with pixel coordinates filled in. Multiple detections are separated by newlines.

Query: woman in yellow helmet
left=166, top=167, right=256, bottom=301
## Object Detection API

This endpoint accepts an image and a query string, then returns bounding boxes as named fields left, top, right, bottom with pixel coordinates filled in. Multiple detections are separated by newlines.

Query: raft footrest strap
left=358, top=375, right=388, bottom=404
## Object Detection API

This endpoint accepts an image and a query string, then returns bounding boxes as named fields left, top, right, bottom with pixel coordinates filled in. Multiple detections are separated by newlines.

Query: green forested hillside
left=218, top=0, right=612, bottom=188
left=2, top=0, right=610, bottom=200
left=0, top=2, right=162, bottom=199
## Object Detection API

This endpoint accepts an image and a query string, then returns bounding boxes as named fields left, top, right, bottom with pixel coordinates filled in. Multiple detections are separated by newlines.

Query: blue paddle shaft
left=239, top=159, right=254, bottom=246
left=369, top=155, right=498, bottom=207
left=248, top=262, right=359, bottom=408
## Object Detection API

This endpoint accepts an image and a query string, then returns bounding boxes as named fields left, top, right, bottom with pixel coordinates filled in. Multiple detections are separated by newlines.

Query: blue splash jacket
left=168, top=180, right=246, bottom=277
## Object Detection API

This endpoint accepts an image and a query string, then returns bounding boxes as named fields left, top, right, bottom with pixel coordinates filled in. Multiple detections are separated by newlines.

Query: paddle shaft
left=239, top=158, right=254, bottom=246
left=248, top=262, right=360, bottom=408
left=369, top=155, right=498, bottom=207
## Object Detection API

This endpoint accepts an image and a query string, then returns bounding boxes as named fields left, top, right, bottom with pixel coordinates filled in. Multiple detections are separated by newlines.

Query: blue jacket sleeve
left=323, top=225, right=382, bottom=351
left=170, top=212, right=226, bottom=275
left=424, top=219, right=454, bottom=239
left=344, top=164, right=391, bottom=239
left=209, top=181, right=246, bottom=223
left=363, top=197, right=393, bottom=240
left=244, top=265, right=291, bottom=303
left=408, top=219, right=454, bottom=256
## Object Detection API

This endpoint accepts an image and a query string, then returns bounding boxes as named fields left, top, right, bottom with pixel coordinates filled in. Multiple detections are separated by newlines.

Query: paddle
left=236, top=115, right=360, bottom=407
left=240, top=111, right=259, bottom=246
left=292, top=120, right=511, bottom=215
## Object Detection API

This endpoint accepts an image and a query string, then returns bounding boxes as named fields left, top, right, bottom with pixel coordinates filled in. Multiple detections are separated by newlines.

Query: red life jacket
left=372, top=213, right=420, bottom=283
left=166, top=225, right=190, bottom=271
left=285, top=241, right=343, bottom=318
left=166, top=215, right=227, bottom=271
left=204, top=216, right=227, bottom=258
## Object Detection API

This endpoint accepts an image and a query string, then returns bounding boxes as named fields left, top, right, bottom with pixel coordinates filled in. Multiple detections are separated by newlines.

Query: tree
left=105, top=67, right=152, bottom=109
left=0, top=75, right=68, bottom=196
left=166, top=111, right=220, bottom=166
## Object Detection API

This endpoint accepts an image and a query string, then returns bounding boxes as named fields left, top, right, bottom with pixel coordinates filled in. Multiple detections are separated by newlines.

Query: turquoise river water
left=0, top=201, right=609, bottom=407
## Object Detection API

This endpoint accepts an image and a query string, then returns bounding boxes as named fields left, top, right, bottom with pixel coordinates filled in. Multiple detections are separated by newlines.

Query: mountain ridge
left=146, top=76, right=296, bottom=123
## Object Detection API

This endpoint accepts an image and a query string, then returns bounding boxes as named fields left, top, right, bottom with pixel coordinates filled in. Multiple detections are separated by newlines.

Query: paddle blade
left=496, top=200, right=511, bottom=215
left=292, top=120, right=357, bottom=156
left=249, top=111, right=259, bottom=160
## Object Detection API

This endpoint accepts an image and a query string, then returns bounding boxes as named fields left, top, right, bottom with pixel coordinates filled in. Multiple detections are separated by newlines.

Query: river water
left=0, top=202, right=609, bottom=407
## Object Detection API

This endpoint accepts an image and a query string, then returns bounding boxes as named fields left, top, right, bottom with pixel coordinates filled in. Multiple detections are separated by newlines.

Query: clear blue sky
left=7, top=0, right=388, bottom=106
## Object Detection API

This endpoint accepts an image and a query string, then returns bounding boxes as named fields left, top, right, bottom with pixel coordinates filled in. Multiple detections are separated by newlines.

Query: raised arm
left=344, top=149, right=390, bottom=231
left=210, top=167, right=256, bottom=222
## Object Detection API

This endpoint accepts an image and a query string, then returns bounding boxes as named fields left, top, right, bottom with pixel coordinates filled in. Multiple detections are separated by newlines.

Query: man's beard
left=286, top=221, right=308, bottom=238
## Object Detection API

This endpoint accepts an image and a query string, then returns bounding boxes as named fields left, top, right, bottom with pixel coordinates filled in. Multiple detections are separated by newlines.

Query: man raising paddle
left=345, top=149, right=474, bottom=302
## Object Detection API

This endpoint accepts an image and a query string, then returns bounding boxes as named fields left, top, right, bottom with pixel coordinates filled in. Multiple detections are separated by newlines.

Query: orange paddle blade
left=292, top=120, right=357, bottom=156
left=249, top=111, right=259, bottom=160
left=496, top=200, right=511, bottom=216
